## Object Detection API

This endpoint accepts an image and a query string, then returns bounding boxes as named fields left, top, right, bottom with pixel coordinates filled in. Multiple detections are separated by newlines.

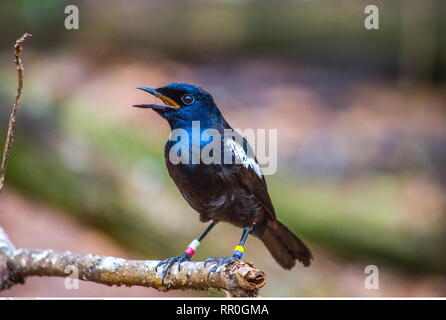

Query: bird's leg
left=205, top=225, right=252, bottom=275
left=156, top=220, right=217, bottom=284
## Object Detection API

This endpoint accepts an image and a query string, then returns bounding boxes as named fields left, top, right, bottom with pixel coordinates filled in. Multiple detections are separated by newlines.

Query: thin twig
left=0, top=33, right=32, bottom=194
left=0, top=227, right=266, bottom=297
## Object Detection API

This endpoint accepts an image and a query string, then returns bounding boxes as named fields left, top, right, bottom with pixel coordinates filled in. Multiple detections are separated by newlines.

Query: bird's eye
left=181, top=94, right=194, bottom=105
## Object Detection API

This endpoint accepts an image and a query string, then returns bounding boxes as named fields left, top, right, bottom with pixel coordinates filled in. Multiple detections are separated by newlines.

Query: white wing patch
left=225, top=138, right=263, bottom=178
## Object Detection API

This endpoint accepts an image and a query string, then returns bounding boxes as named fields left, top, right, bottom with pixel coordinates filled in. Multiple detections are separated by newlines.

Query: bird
left=133, top=83, right=312, bottom=281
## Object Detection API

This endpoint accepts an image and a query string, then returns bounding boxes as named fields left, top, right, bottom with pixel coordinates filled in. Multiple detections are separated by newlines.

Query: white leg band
left=188, top=239, right=200, bottom=251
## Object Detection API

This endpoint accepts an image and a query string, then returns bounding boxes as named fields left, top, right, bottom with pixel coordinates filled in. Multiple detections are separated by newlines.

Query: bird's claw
left=156, top=253, right=191, bottom=284
left=204, top=256, right=239, bottom=276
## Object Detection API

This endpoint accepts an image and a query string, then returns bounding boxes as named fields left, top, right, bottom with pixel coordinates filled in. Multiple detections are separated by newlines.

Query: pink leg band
left=185, top=247, right=195, bottom=256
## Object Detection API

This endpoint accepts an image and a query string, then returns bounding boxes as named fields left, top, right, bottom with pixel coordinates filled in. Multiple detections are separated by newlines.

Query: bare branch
left=0, top=227, right=266, bottom=297
left=0, top=32, right=32, bottom=194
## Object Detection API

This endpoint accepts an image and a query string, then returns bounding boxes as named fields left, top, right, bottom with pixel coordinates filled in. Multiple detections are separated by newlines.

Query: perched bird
left=133, top=83, right=312, bottom=280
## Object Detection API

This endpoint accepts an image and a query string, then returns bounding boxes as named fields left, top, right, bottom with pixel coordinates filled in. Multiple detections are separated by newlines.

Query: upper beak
left=133, top=86, right=180, bottom=110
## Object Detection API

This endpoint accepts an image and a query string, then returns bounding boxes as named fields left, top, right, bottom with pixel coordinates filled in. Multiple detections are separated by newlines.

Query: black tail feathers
left=259, top=220, right=313, bottom=269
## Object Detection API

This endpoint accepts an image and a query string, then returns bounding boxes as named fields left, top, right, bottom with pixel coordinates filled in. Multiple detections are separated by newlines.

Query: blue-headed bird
left=133, top=83, right=312, bottom=281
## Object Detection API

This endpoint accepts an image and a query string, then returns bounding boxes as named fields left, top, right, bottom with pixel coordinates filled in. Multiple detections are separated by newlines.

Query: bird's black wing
left=224, top=132, right=313, bottom=268
left=224, top=131, right=277, bottom=221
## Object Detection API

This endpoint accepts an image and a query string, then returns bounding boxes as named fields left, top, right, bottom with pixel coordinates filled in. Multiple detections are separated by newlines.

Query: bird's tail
left=259, top=220, right=313, bottom=269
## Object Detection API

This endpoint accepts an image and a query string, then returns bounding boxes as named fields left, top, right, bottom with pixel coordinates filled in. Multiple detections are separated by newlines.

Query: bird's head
left=133, top=83, right=221, bottom=128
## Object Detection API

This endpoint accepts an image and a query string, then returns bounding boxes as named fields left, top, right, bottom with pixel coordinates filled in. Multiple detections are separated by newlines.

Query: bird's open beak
left=133, top=86, right=180, bottom=110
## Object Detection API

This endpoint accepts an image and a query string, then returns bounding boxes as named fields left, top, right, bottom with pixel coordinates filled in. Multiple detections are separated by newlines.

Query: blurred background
left=1, top=0, right=446, bottom=297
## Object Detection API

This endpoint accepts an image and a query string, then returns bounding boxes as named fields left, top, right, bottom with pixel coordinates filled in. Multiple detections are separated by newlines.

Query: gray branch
left=0, top=227, right=266, bottom=297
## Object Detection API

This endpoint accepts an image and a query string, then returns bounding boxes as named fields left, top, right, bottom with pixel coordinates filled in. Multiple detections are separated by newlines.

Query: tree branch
left=0, top=32, right=32, bottom=194
left=0, top=227, right=266, bottom=297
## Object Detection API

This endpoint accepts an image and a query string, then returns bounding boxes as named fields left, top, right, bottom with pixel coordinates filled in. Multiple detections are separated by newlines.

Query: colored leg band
left=184, top=239, right=200, bottom=257
left=184, top=247, right=195, bottom=256
left=233, top=245, right=244, bottom=259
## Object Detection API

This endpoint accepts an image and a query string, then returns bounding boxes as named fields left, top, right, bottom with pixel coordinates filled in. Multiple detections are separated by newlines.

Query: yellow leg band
left=234, top=245, right=244, bottom=253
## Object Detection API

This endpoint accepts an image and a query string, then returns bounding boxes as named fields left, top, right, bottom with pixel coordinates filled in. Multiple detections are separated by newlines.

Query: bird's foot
left=204, top=256, right=239, bottom=276
left=156, top=253, right=191, bottom=284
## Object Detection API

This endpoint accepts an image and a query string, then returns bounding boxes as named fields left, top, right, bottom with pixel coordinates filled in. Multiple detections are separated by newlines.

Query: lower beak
left=133, top=86, right=180, bottom=110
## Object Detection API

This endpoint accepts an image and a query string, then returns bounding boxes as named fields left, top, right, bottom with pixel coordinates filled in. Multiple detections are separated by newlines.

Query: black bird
left=133, top=83, right=312, bottom=280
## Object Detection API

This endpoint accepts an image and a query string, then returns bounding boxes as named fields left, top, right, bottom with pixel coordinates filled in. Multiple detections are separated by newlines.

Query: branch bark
left=0, top=227, right=266, bottom=297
